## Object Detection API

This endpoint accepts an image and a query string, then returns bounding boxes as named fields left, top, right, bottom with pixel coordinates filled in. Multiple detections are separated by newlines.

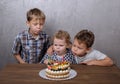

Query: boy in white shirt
left=72, top=29, right=113, bottom=66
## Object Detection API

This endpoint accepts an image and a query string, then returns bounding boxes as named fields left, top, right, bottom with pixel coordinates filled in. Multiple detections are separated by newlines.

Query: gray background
left=0, top=0, right=120, bottom=69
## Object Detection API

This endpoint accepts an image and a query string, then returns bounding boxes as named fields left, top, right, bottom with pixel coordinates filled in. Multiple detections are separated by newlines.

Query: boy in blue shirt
left=12, top=8, right=50, bottom=64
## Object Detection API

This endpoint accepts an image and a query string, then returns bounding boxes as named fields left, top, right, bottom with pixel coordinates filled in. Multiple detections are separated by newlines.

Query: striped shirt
left=40, top=49, right=76, bottom=64
left=12, top=29, right=50, bottom=63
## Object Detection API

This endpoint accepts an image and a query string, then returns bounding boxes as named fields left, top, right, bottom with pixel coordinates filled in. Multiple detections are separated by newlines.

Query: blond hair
left=27, top=8, right=45, bottom=21
left=53, top=30, right=71, bottom=47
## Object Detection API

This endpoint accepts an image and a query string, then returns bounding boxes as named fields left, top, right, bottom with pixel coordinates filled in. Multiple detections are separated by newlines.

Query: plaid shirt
left=12, top=29, right=50, bottom=64
left=40, top=49, right=76, bottom=64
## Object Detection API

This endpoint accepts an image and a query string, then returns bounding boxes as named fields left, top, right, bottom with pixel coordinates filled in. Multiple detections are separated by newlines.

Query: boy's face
left=27, top=18, right=45, bottom=36
left=71, top=39, right=90, bottom=57
left=53, top=38, right=67, bottom=56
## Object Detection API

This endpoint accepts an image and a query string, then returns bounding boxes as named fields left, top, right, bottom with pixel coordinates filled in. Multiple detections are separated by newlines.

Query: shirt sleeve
left=40, top=54, right=49, bottom=63
left=65, top=49, right=77, bottom=64
left=71, top=55, right=77, bottom=64
left=95, top=50, right=107, bottom=60
left=83, top=49, right=107, bottom=62
left=12, top=35, right=22, bottom=55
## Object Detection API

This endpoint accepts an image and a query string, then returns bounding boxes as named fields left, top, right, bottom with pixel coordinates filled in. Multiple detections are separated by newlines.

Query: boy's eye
left=54, top=44, right=57, bottom=46
left=54, top=44, right=58, bottom=46
left=39, top=23, right=44, bottom=26
left=78, top=47, right=83, bottom=50
left=72, top=44, right=76, bottom=47
left=59, top=45, right=63, bottom=47
left=54, top=44, right=64, bottom=47
left=73, top=44, right=83, bottom=50
left=33, top=23, right=38, bottom=26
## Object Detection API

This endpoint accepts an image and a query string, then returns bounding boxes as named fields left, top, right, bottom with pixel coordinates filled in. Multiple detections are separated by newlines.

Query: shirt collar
left=53, top=48, right=70, bottom=56
left=27, top=28, right=41, bottom=40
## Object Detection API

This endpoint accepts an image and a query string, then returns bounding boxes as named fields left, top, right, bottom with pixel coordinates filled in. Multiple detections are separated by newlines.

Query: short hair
left=53, top=30, right=71, bottom=45
left=27, top=8, right=45, bottom=21
left=74, top=29, right=95, bottom=48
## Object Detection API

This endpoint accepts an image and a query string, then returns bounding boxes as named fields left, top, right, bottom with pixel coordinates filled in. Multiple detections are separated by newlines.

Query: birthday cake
left=45, top=61, right=70, bottom=79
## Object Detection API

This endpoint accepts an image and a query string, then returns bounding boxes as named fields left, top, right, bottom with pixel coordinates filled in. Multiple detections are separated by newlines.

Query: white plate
left=39, top=69, right=77, bottom=81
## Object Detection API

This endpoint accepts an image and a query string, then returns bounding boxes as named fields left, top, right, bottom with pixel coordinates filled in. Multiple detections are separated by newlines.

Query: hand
left=80, top=62, right=87, bottom=65
left=47, top=45, right=54, bottom=56
left=81, top=60, right=97, bottom=65
left=44, top=59, right=49, bottom=64
left=20, top=61, right=27, bottom=64
left=81, top=57, right=114, bottom=66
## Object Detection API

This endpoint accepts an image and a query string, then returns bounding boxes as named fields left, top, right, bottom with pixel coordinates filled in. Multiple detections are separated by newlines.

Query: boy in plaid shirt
left=12, top=8, right=50, bottom=64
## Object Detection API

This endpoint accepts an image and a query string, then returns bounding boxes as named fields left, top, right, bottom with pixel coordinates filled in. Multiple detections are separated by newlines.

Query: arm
left=82, top=56, right=113, bottom=66
left=14, top=54, right=26, bottom=64
left=40, top=53, right=51, bottom=64
left=44, top=59, right=49, bottom=64
left=12, top=34, right=26, bottom=64
left=46, top=45, right=54, bottom=56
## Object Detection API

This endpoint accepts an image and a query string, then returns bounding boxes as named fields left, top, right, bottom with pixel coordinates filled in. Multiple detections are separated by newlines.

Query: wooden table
left=0, top=64, right=120, bottom=84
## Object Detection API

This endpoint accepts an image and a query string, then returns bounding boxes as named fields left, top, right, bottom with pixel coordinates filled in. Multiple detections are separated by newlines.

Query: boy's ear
left=67, top=43, right=72, bottom=49
left=86, top=47, right=91, bottom=53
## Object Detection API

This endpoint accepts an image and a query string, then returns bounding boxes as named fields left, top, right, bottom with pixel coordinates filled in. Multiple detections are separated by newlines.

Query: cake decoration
left=45, top=60, right=70, bottom=79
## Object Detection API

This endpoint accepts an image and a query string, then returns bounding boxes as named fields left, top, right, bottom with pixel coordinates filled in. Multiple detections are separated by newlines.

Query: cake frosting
left=45, top=61, right=70, bottom=79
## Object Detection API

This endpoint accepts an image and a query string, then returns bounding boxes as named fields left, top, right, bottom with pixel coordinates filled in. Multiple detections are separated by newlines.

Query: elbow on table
left=106, top=59, right=114, bottom=66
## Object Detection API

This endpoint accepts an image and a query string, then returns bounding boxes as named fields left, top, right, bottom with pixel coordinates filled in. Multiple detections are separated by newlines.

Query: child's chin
left=72, top=52, right=77, bottom=56
left=34, top=33, right=39, bottom=35
left=35, top=32, right=39, bottom=34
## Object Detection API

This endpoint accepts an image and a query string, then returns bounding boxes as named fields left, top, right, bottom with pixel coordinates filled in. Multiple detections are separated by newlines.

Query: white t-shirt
left=75, top=49, right=107, bottom=64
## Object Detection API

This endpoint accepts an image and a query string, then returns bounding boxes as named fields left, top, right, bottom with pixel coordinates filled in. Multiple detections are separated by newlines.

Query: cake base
left=46, top=73, right=69, bottom=79
left=39, top=69, right=77, bottom=80
left=45, top=68, right=70, bottom=79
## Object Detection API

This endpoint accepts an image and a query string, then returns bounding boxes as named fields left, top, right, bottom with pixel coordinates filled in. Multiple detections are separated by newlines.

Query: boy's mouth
left=72, top=52, right=77, bottom=56
left=56, top=51, right=60, bottom=54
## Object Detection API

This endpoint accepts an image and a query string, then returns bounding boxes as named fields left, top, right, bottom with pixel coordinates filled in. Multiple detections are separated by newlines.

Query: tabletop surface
left=0, top=64, right=120, bottom=84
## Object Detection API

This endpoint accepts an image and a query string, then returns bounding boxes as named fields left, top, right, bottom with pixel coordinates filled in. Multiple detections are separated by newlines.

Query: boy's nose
left=56, top=46, right=60, bottom=49
left=74, top=47, right=78, bottom=51
left=37, top=25, right=40, bottom=28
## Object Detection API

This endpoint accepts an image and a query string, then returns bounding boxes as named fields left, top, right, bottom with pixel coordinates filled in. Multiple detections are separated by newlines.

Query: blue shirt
left=12, top=29, right=50, bottom=63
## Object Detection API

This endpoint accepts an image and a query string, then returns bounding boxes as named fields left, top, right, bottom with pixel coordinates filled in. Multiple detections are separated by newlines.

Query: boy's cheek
left=72, top=51, right=77, bottom=56
left=71, top=48, right=74, bottom=53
